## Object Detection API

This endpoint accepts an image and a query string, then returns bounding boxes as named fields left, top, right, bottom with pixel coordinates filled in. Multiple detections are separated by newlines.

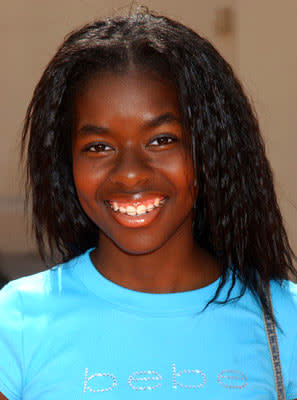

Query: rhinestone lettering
left=128, top=369, right=162, bottom=391
left=217, top=369, right=247, bottom=389
left=83, top=368, right=118, bottom=393
left=82, top=364, right=247, bottom=394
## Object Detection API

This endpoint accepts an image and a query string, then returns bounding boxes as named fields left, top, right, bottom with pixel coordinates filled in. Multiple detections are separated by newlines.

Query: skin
left=72, top=68, right=221, bottom=293
left=2, top=70, right=294, bottom=400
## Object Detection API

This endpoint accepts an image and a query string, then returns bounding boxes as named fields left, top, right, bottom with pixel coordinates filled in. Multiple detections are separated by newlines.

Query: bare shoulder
left=0, top=393, right=8, bottom=400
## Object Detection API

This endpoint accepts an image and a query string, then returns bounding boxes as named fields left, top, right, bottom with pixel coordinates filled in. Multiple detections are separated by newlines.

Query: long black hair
left=20, top=8, right=297, bottom=330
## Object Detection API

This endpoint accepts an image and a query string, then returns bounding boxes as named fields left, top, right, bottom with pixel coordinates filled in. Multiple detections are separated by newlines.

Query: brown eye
left=150, top=135, right=178, bottom=146
left=85, top=143, right=112, bottom=152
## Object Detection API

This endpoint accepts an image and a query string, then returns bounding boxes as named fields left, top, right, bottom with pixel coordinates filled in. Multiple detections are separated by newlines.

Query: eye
left=84, top=143, right=113, bottom=153
left=149, top=135, right=178, bottom=147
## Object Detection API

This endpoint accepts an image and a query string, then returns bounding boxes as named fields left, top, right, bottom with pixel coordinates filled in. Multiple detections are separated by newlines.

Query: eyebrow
left=143, top=112, right=181, bottom=129
left=77, top=125, right=109, bottom=136
left=77, top=112, right=181, bottom=136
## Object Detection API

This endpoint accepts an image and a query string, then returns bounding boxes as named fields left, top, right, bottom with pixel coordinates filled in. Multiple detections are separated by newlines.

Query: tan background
left=0, top=0, right=296, bottom=279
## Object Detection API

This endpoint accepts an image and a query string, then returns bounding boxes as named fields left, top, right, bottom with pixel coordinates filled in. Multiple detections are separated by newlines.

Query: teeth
left=120, top=204, right=155, bottom=216
left=136, top=205, right=146, bottom=215
left=147, top=203, right=154, bottom=211
left=108, top=197, right=166, bottom=215
left=126, top=206, right=137, bottom=216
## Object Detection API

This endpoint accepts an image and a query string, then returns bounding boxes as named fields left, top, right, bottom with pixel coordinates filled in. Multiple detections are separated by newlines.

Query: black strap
left=262, top=282, right=286, bottom=399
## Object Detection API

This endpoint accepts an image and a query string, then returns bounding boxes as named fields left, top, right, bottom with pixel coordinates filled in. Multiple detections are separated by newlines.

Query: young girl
left=0, top=8, right=296, bottom=400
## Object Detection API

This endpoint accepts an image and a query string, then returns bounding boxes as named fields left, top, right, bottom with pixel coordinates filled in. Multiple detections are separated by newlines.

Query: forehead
left=74, top=70, right=181, bottom=126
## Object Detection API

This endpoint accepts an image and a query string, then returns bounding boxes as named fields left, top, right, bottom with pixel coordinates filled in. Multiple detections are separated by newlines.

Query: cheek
left=167, top=152, right=195, bottom=187
left=72, top=157, right=100, bottom=200
left=176, top=153, right=198, bottom=203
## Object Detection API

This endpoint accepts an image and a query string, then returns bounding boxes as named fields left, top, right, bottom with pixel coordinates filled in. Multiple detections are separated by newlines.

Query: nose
left=109, top=147, right=151, bottom=189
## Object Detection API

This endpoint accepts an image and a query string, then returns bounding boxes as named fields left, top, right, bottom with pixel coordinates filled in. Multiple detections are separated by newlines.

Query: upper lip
left=105, top=193, right=168, bottom=203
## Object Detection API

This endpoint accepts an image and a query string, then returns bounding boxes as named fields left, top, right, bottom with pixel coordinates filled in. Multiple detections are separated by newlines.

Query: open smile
left=104, top=197, right=169, bottom=228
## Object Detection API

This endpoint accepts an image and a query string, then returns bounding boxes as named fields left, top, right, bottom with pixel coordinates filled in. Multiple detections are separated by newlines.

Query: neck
left=90, top=219, right=220, bottom=294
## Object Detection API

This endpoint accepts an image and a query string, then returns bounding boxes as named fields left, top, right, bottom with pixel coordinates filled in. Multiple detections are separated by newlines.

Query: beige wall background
left=0, top=0, right=296, bottom=277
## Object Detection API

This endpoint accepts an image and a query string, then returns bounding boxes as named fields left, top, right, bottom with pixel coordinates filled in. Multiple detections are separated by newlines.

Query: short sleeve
left=0, top=283, right=23, bottom=400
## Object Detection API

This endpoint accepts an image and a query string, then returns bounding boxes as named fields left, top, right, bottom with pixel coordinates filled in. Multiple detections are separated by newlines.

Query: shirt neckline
left=72, top=247, right=236, bottom=316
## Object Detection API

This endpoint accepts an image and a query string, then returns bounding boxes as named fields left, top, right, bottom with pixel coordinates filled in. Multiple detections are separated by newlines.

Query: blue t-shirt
left=0, top=248, right=297, bottom=400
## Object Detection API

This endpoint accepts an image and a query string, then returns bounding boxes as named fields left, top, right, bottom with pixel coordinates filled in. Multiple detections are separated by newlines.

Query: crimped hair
left=21, top=7, right=297, bottom=330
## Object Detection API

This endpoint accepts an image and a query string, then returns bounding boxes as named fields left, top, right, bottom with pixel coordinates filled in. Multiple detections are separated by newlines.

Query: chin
left=100, top=229, right=169, bottom=255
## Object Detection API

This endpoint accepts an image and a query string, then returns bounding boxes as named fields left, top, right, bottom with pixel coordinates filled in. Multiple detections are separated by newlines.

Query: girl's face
left=72, top=69, right=198, bottom=254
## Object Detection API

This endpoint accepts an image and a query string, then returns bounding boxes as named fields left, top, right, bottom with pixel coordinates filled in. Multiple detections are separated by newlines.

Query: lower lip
left=105, top=199, right=168, bottom=228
